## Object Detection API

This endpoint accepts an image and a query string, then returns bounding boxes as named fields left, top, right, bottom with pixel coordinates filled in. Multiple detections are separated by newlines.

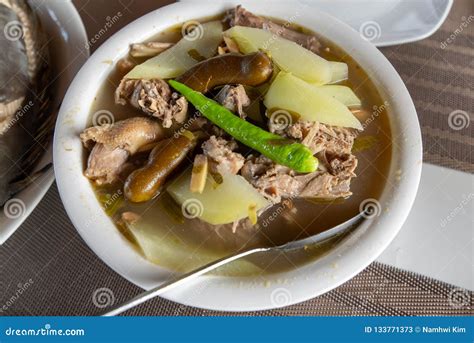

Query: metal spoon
left=103, top=211, right=365, bottom=316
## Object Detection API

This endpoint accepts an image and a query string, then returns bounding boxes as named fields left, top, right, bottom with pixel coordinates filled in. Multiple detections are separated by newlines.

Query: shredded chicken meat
left=215, top=85, right=250, bottom=118
left=225, top=5, right=321, bottom=53
left=242, top=121, right=359, bottom=202
left=201, top=136, right=245, bottom=175
left=115, top=78, right=188, bottom=128
left=270, top=120, right=357, bottom=155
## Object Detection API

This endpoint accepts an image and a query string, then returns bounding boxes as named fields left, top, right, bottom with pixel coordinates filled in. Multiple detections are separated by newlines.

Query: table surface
left=0, top=0, right=472, bottom=316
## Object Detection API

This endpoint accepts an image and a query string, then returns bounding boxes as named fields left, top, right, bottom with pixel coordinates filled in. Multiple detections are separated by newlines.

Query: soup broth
left=86, top=15, right=392, bottom=276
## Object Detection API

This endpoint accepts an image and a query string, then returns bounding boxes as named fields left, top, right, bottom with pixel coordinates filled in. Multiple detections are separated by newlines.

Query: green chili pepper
left=169, top=80, right=318, bottom=173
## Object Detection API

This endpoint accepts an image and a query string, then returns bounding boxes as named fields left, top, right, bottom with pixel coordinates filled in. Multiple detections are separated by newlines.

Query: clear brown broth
left=87, top=16, right=392, bottom=276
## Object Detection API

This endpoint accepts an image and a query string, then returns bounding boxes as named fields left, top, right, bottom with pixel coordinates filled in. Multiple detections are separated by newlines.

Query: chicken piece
left=241, top=154, right=357, bottom=203
left=215, top=85, right=250, bottom=118
left=242, top=120, right=359, bottom=203
left=115, top=78, right=188, bottom=128
left=224, top=5, right=321, bottom=53
left=201, top=136, right=245, bottom=175
left=270, top=120, right=358, bottom=156
left=80, top=117, right=164, bottom=185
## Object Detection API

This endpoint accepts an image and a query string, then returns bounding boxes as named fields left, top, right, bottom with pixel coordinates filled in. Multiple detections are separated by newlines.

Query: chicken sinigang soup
left=82, top=6, right=392, bottom=275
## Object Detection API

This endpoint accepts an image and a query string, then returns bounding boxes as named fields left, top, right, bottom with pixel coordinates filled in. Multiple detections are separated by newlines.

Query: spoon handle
left=102, top=247, right=269, bottom=316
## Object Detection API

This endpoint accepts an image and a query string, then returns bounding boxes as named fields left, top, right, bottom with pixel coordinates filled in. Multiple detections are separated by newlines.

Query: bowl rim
left=53, top=0, right=422, bottom=312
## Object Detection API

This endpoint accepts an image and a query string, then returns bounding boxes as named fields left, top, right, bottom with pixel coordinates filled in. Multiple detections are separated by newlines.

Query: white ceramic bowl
left=53, top=1, right=422, bottom=311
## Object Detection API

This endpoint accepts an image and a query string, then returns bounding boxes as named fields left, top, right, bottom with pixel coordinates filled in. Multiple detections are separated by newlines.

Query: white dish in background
left=0, top=0, right=89, bottom=244
left=378, top=163, right=474, bottom=291
left=180, top=0, right=453, bottom=47
left=54, top=1, right=422, bottom=311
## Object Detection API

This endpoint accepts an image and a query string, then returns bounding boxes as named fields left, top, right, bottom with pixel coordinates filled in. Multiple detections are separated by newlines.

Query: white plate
left=0, top=0, right=89, bottom=244
left=180, top=0, right=453, bottom=46
left=378, top=163, right=474, bottom=290
left=54, top=1, right=422, bottom=311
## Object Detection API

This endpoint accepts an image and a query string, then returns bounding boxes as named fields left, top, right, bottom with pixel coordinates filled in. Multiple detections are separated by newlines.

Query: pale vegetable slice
left=264, top=72, right=363, bottom=130
left=168, top=170, right=270, bottom=225
left=329, top=61, right=348, bottom=83
left=126, top=220, right=263, bottom=275
left=225, top=26, right=331, bottom=85
left=316, top=85, right=361, bottom=107
left=126, top=21, right=223, bottom=79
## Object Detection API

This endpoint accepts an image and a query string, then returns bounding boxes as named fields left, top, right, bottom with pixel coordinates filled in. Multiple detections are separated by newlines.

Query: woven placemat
left=0, top=0, right=472, bottom=316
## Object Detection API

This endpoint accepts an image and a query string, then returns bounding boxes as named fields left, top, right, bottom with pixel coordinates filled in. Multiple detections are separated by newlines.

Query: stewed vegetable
left=168, top=170, right=271, bottom=225
left=126, top=21, right=223, bottom=79
left=264, top=72, right=363, bottom=130
left=225, top=26, right=333, bottom=84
